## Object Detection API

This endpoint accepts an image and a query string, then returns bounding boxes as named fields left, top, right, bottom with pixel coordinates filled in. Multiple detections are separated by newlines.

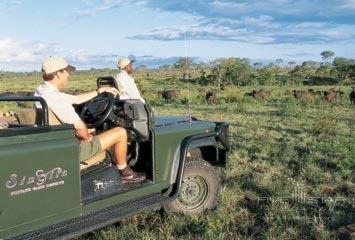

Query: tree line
left=147, top=50, right=355, bottom=87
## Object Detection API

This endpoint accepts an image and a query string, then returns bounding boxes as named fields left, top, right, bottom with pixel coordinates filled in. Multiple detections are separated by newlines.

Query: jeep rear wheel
left=165, top=160, right=220, bottom=215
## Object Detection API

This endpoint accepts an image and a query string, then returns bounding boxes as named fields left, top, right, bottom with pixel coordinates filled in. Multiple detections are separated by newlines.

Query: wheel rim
left=177, top=175, right=209, bottom=210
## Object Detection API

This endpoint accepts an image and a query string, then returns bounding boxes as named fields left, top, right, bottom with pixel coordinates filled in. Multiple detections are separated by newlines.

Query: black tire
left=165, top=160, right=220, bottom=215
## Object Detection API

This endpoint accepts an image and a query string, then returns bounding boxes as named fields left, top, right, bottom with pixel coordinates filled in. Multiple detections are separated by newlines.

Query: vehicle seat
left=16, top=108, right=107, bottom=170
left=16, top=109, right=36, bottom=125
left=47, top=109, right=62, bottom=125
left=80, top=151, right=106, bottom=171
left=16, top=108, right=62, bottom=125
left=46, top=109, right=107, bottom=171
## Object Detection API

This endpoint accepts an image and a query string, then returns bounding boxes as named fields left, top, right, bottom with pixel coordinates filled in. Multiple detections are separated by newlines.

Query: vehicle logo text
left=4, top=167, right=68, bottom=196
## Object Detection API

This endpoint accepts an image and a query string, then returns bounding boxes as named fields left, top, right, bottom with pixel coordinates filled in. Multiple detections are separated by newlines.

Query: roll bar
left=0, top=96, right=49, bottom=125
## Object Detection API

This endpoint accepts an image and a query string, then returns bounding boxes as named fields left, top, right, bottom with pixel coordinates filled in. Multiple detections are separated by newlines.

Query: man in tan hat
left=115, top=57, right=145, bottom=103
left=35, top=56, right=146, bottom=183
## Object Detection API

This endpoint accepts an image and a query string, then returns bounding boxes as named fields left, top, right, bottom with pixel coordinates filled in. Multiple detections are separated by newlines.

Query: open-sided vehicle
left=0, top=77, right=230, bottom=240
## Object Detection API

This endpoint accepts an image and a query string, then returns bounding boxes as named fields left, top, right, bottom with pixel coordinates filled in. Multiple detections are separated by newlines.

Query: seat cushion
left=15, top=108, right=62, bottom=126
left=48, top=109, right=62, bottom=125
left=80, top=151, right=106, bottom=171
left=17, top=109, right=36, bottom=125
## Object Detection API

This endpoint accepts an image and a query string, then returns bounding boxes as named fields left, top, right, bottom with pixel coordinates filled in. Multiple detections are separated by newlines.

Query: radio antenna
left=184, top=30, right=192, bottom=123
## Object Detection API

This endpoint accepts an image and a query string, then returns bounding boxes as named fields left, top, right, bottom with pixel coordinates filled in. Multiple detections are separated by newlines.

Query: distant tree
left=174, top=57, right=193, bottom=80
left=290, top=61, right=319, bottom=82
left=302, top=60, right=319, bottom=68
left=288, top=61, right=297, bottom=68
left=136, top=65, right=150, bottom=77
left=137, top=64, right=148, bottom=70
left=256, top=66, right=274, bottom=85
left=233, top=58, right=252, bottom=85
left=275, top=58, right=283, bottom=66
left=211, top=58, right=252, bottom=86
left=196, top=63, right=210, bottom=85
left=350, top=64, right=355, bottom=83
left=332, top=57, right=355, bottom=82
left=320, top=50, right=335, bottom=63
left=266, top=62, right=278, bottom=68
left=159, top=64, right=173, bottom=70
left=315, top=65, right=332, bottom=78
left=253, top=62, right=263, bottom=68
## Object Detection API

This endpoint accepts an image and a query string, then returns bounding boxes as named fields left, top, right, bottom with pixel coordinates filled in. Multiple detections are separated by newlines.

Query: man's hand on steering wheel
left=98, top=87, right=120, bottom=97
left=80, top=90, right=117, bottom=128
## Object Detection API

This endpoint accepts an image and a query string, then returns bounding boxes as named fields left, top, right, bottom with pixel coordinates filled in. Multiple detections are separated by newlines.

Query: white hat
left=117, top=57, right=134, bottom=69
left=41, top=56, right=76, bottom=74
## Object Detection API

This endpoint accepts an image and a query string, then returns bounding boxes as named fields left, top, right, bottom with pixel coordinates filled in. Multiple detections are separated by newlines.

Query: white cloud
left=0, top=38, right=55, bottom=63
left=270, top=0, right=291, bottom=3
left=81, top=0, right=95, bottom=5
left=211, top=1, right=248, bottom=12
left=128, top=22, right=279, bottom=44
left=340, top=0, right=355, bottom=9
left=243, top=15, right=281, bottom=29
left=96, top=1, right=349, bottom=44
left=0, top=38, right=63, bottom=71
left=0, top=37, right=192, bottom=71
left=0, top=0, right=21, bottom=13
left=3, top=0, right=22, bottom=8
left=73, top=10, right=95, bottom=18
left=318, top=30, right=351, bottom=39
left=128, top=15, right=354, bottom=45
left=96, top=0, right=137, bottom=10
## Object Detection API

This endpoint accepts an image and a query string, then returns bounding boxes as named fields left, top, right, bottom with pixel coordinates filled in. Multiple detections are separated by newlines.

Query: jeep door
left=0, top=124, right=81, bottom=238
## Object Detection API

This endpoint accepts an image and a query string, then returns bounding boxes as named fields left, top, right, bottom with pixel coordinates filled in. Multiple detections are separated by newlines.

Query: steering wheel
left=80, top=92, right=116, bottom=128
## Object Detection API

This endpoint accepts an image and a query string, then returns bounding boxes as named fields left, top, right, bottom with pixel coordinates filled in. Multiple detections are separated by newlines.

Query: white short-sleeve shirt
left=34, top=82, right=81, bottom=124
left=114, top=70, right=145, bottom=103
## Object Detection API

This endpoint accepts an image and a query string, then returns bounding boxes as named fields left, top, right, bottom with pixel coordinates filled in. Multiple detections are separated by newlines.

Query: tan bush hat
left=41, top=56, right=76, bottom=74
left=117, top=57, right=134, bottom=69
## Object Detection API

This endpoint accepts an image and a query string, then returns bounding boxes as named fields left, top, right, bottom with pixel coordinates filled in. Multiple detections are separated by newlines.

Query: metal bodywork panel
left=0, top=126, right=81, bottom=239
left=154, top=116, right=192, bottom=127
left=169, top=136, right=217, bottom=184
left=12, top=193, right=173, bottom=240
left=166, top=121, right=230, bottom=185
left=152, top=117, right=216, bottom=183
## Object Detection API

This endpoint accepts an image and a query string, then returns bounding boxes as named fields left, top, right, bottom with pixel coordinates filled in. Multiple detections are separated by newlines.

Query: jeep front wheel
left=165, top=160, right=220, bottom=215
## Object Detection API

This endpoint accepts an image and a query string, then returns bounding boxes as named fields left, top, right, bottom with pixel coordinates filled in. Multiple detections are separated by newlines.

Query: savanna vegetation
left=0, top=50, right=354, bottom=239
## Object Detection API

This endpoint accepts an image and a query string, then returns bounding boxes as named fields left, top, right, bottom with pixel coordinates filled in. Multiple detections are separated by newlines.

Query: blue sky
left=0, top=0, right=354, bottom=71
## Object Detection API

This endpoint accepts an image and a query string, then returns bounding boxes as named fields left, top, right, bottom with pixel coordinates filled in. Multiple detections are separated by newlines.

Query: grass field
left=1, top=71, right=354, bottom=239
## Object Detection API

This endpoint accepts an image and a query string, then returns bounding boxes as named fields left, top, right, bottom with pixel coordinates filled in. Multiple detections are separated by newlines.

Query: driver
left=114, top=57, right=145, bottom=103
left=34, top=56, right=146, bottom=183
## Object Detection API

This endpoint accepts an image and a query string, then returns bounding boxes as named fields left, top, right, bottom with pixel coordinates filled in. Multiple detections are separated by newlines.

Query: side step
left=11, top=193, right=173, bottom=240
left=81, top=164, right=152, bottom=204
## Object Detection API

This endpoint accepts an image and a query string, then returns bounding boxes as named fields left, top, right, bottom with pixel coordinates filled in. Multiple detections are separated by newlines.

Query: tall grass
left=0, top=71, right=354, bottom=239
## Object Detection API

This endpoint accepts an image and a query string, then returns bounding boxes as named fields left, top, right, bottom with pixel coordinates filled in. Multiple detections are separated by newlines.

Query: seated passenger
left=114, top=57, right=145, bottom=103
left=35, top=56, right=146, bottom=183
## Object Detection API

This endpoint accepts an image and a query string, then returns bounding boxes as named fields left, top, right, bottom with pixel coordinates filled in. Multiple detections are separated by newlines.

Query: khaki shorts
left=79, top=136, right=102, bottom=162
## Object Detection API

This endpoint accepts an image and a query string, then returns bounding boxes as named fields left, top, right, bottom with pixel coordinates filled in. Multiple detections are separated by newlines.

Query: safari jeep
left=0, top=77, right=229, bottom=240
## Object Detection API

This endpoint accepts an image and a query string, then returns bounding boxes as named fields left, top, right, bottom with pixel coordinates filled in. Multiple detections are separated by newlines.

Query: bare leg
left=97, top=127, right=127, bottom=166
left=112, top=142, right=127, bottom=166
left=96, top=127, right=145, bottom=182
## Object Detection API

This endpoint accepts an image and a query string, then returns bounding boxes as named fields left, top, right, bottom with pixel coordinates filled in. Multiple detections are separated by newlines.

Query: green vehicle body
left=0, top=94, right=229, bottom=240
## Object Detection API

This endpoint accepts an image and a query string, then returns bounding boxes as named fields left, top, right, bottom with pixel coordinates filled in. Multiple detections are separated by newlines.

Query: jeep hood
left=154, top=116, right=193, bottom=127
